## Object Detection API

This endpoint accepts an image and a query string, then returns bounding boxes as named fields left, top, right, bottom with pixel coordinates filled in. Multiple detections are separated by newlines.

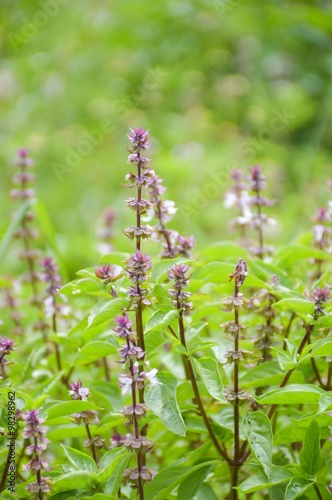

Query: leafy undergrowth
left=0, top=134, right=332, bottom=500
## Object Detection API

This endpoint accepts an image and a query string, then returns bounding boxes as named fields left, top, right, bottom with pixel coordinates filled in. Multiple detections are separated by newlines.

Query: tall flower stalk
left=114, top=314, right=157, bottom=500
left=0, top=337, right=15, bottom=379
left=248, top=166, right=274, bottom=259
left=226, top=259, right=251, bottom=499
left=168, top=263, right=232, bottom=464
left=40, top=257, right=62, bottom=372
left=11, top=149, right=47, bottom=340
left=0, top=337, right=16, bottom=493
left=22, top=410, right=51, bottom=499
left=124, top=129, right=153, bottom=363
left=312, top=207, right=331, bottom=279
left=224, top=168, right=252, bottom=243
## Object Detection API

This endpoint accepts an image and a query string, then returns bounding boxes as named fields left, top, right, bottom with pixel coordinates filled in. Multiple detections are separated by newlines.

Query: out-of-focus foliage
left=1, top=0, right=332, bottom=275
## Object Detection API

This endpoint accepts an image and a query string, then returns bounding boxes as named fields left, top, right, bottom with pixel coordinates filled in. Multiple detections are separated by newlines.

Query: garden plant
left=0, top=128, right=332, bottom=500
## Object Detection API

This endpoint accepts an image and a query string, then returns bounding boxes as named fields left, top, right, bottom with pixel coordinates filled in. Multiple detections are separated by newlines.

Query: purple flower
left=0, top=337, right=15, bottom=356
left=119, top=344, right=145, bottom=361
left=95, top=264, right=122, bottom=283
left=126, top=250, right=152, bottom=284
left=68, top=380, right=90, bottom=401
left=127, top=128, right=150, bottom=151
left=249, top=165, right=265, bottom=192
left=40, top=257, right=61, bottom=295
left=229, top=259, right=248, bottom=287
left=114, top=314, right=135, bottom=338
left=168, top=264, right=190, bottom=288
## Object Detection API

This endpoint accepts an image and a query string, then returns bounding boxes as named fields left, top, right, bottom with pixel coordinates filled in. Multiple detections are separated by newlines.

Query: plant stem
left=176, top=299, right=232, bottom=465
left=314, top=484, right=323, bottom=500
left=231, top=281, right=240, bottom=499
left=128, top=346, right=144, bottom=500
left=282, top=312, right=296, bottom=349
left=135, top=150, right=146, bottom=404
left=85, top=423, right=98, bottom=466
left=327, top=362, right=332, bottom=390
left=51, top=300, right=62, bottom=372
left=102, top=357, right=110, bottom=382
left=0, top=438, right=15, bottom=492
left=256, top=189, right=264, bottom=260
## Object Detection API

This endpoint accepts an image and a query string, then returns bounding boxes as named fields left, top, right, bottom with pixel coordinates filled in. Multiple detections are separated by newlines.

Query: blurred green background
left=1, top=0, right=332, bottom=276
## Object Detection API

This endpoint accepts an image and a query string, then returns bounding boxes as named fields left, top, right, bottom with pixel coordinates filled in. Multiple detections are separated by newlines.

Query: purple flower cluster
left=168, top=264, right=193, bottom=311
left=10, top=148, right=35, bottom=201
left=310, top=286, right=331, bottom=317
left=224, top=166, right=275, bottom=257
left=11, top=149, right=41, bottom=276
left=22, top=409, right=51, bottom=495
left=124, top=128, right=195, bottom=258
left=40, top=257, right=61, bottom=296
left=124, top=128, right=153, bottom=246
left=126, top=250, right=152, bottom=306
left=0, top=337, right=15, bottom=376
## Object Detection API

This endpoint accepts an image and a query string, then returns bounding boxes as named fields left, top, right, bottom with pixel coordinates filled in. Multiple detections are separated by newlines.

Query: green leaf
left=193, top=357, right=227, bottom=403
left=87, top=298, right=127, bottom=328
left=195, top=483, right=219, bottom=500
left=100, top=251, right=130, bottom=265
left=273, top=298, right=314, bottom=315
left=60, top=278, right=102, bottom=296
left=319, top=393, right=332, bottom=412
left=284, top=477, right=313, bottom=500
left=53, top=471, right=95, bottom=492
left=97, top=448, right=130, bottom=493
left=236, top=467, right=293, bottom=493
left=255, top=384, right=325, bottom=405
left=177, top=464, right=212, bottom=500
left=0, top=199, right=32, bottom=268
left=197, top=262, right=272, bottom=290
left=34, top=199, right=68, bottom=281
left=301, top=338, right=332, bottom=360
left=81, top=495, right=117, bottom=500
left=240, top=361, right=302, bottom=388
left=72, top=341, right=117, bottom=366
left=145, top=371, right=186, bottom=436
left=199, top=241, right=248, bottom=263
left=185, top=322, right=208, bottom=342
left=315, top=314, right=332, bottom=329
left=145, top=462, right=216, bottom=500
left=61, top=444, right=98, bottom=473
left=276, top=245, right=329, bottom=267
left=243, top=412, right=273, bottom=480
left=300, top=418, right=321, bottom=477
left=0, top=378, right=11, bottom=391
left=145, top=308, right=178, bottom=333
left=45, top=401, right=103, bottom=420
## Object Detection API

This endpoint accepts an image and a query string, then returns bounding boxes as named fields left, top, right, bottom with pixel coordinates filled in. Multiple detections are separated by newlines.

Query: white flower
left=142, top=206, right=155, bottom=223
left=145, top=369, right=161, bottom=386
left=78, top=387, right=90, bottom=401
left=44, top=296, right=55, bottom=318
left=119, top=375, right=133, bottom=395
left=313, top=224, right=324, bottom=243
left=224, top=191, right=237, bottom=208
